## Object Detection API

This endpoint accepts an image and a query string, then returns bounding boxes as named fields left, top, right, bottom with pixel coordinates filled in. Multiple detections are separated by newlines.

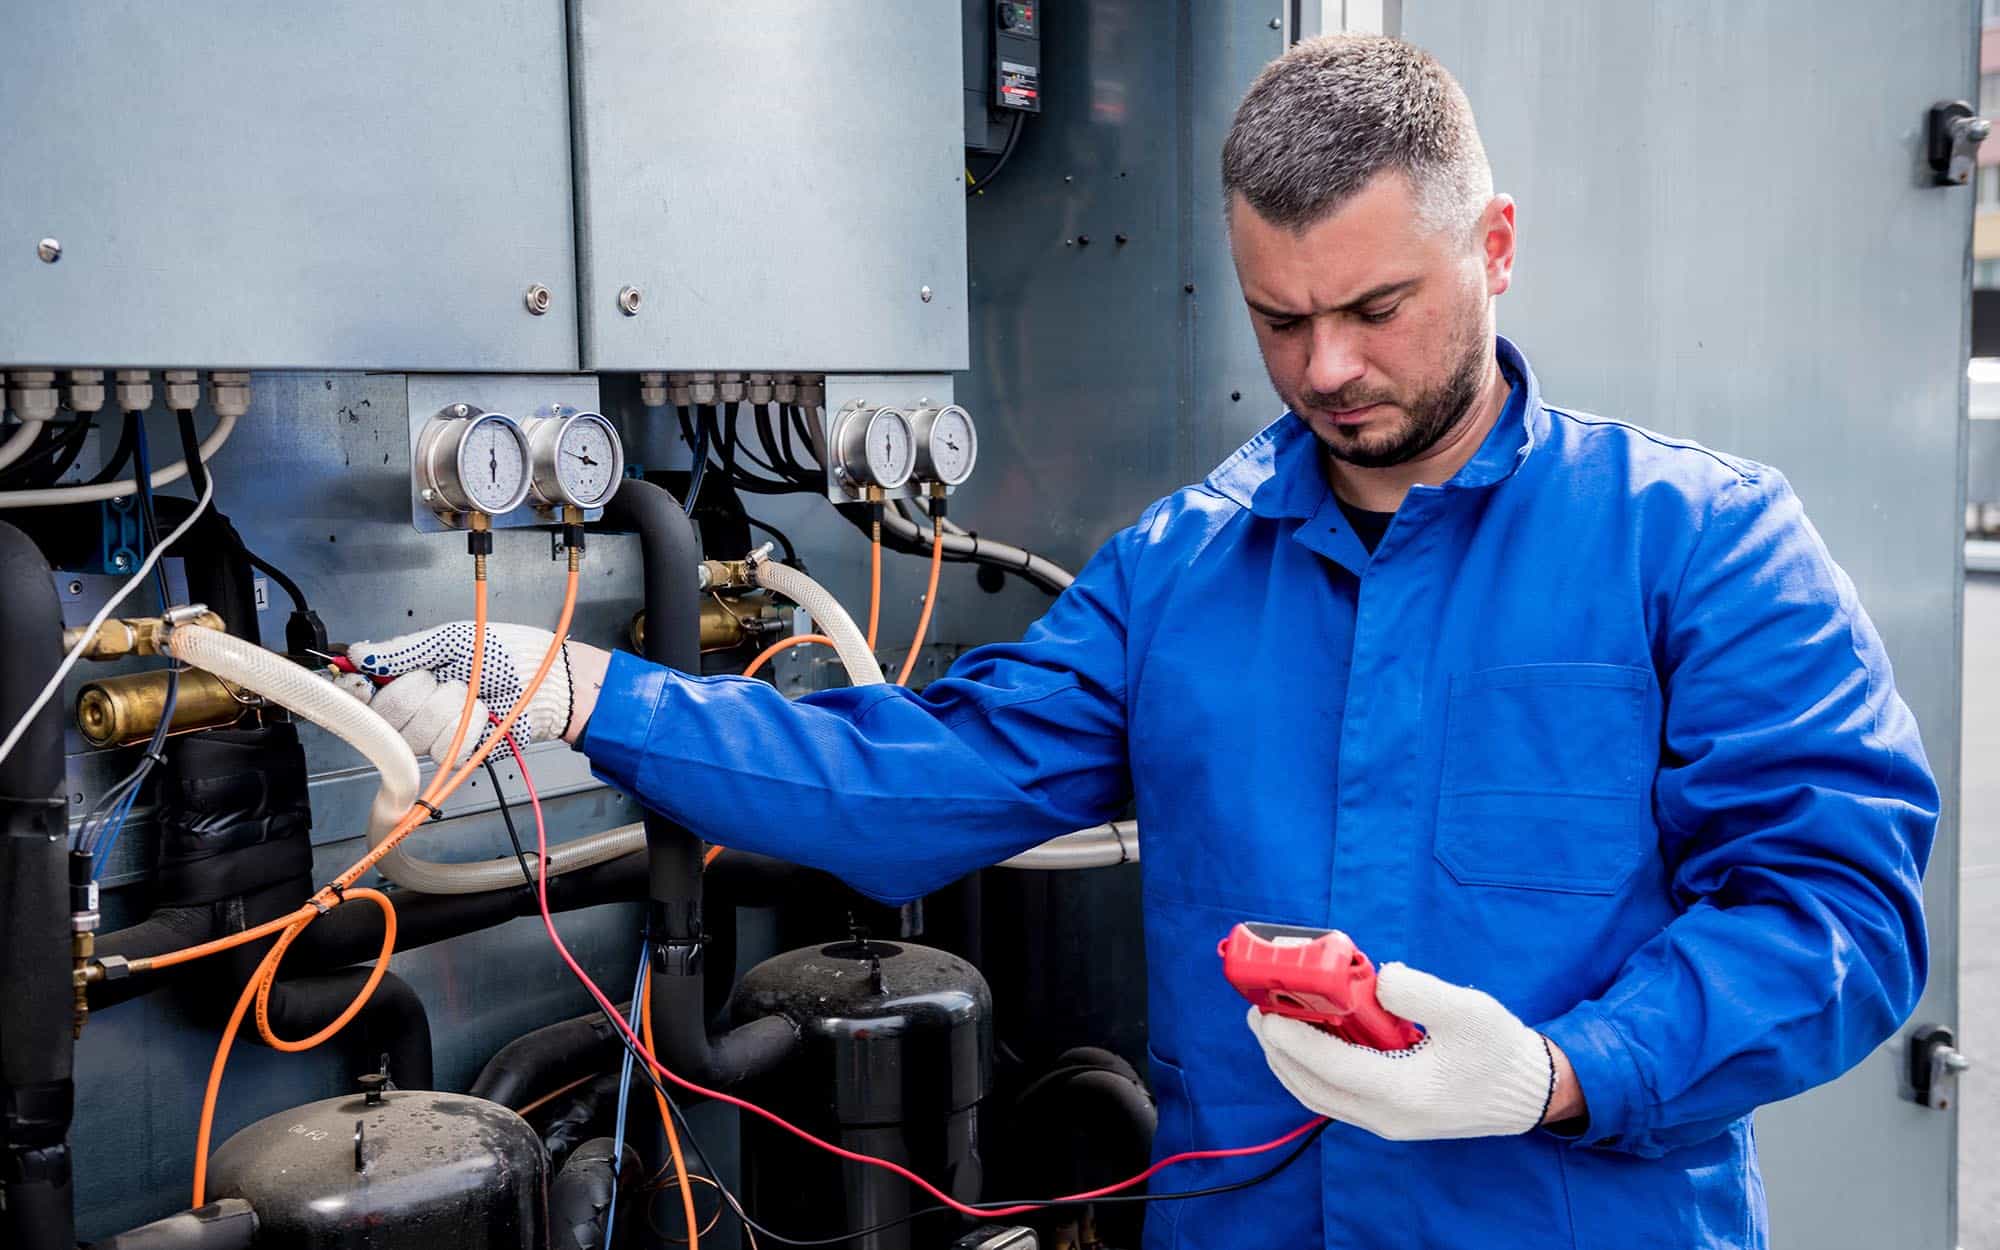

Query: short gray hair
left=1221, top=35, right=1492, bottom=237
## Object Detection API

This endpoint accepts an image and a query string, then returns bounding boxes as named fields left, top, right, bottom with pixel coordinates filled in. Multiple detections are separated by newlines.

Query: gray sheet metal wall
left=1402, top=4, right=1970, bottom=1247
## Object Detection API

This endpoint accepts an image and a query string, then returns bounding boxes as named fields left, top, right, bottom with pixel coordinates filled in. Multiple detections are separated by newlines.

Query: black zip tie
left=413, top=799, right=443, bottom=822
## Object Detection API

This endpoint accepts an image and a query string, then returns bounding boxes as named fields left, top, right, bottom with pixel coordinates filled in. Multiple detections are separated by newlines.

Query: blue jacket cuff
left=574, top=648, right=671, bottom=794
left=1538, top=1003, right=1650, bottom=1150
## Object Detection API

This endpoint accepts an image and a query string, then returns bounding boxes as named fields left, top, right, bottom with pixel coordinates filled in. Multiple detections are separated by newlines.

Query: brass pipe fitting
left=64, top=609, right=224, bottom=661
left=76, top=669, right=250, bottom=747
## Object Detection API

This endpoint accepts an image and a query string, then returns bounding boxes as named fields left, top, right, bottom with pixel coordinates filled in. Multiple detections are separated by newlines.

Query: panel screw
left=1270, top=16, right=1282, bottom=28
left=66, top=579, right=82, bottom=597
left=1115, top=233, right=1129, bottom=245
left=1184, top=283, right=1196, bottom=294
left=453, top=404, right=469, bottom=417
left=618, top=285, right=643, bottom=316
left=524, top=284, right=553, bottom=315
left=1231, top=390, right=1242, bottom=402
left=920, top=285, right=934, bottom=303
left=111, top=552, right=132, bottom=572
left=36, top=238, right=61, bottom=263
left=1077, top=235, right=1091, bottom=246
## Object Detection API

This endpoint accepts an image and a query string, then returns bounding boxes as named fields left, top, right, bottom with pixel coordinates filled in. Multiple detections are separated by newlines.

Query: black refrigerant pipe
left=600, top=479, right=801, bottom=1087
left=0, top=520, right=77, bottom=1250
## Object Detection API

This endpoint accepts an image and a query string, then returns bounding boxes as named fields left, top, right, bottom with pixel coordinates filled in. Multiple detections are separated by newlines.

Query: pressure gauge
left=526, top=408, right=625, bottom=509
left=415, top=406, right=533, bottom=519
left=910, top=404, right=978, bottom=486
left=831, top=404, right=916, bottom=491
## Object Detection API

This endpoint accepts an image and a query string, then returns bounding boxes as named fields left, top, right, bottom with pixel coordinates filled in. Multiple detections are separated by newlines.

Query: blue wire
left=684, top=420, right=710, bottom=516
left=90, top=784, right=144, bottom=879
left=606, top=938, right=650, bottom=1244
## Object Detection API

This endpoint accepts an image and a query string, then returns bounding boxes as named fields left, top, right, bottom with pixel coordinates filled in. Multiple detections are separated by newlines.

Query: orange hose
left=514, top=1070, right=602, bottom=1118
left=702, top=844, right=725, bottom=868
left=894, top=527, right=945, bottom=686
left=642, top=965, right=702, bottom=1250
left=740, top=632, right=834, bottom=680
left=867, top=521, right=882, bottom=650
left=187, top=565, right=584, bottom=1205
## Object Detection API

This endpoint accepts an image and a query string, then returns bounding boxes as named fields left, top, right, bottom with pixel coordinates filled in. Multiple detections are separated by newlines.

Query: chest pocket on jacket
left=1435, top=663, right=1656, bottom=894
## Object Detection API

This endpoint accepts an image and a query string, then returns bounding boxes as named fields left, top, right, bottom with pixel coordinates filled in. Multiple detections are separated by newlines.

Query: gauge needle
left=489, top=445, right=498, bottom=484
left=565, top=450, right=599, bottom=467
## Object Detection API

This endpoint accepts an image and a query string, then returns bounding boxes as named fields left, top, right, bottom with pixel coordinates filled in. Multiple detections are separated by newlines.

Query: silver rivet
left=111, top=553, right=131, bottom=571
left=66, top=579, right=82, bottom=596
left=524, top=284, right=553, bottom=315
left=420, top=488, right=436, bottom=502
left=618, top=285, right=643, bottom=316
left=36, top=238, right=61, bottom=263
left=453, top=404, right=469, bottom=417
left=920, top=286, right=934, bottom=303
left=1269, top=16, right=1281, bottom=28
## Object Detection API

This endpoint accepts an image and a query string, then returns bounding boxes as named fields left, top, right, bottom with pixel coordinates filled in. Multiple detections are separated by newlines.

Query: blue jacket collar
left=1206, top=336, right=1545, bottom=520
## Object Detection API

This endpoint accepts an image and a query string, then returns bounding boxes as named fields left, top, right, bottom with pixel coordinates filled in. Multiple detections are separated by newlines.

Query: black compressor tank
left=730, top=937, right=993, bottom=1250
left=204, top=1079, right=548, bottom=1248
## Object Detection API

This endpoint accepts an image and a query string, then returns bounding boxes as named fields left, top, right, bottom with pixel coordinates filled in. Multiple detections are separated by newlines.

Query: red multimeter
left=1218, top=922, right=1424, bottom=1051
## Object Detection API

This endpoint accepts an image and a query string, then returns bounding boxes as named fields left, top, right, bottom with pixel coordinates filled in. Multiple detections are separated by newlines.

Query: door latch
left=1908, top=1023, right=1970, bottom=1110
left=1927, top=100, right=1990, bottom=186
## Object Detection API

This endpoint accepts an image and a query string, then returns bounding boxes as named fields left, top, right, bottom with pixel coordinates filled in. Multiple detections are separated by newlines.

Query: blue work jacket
left=580, top=337, right=1937, bottom=1249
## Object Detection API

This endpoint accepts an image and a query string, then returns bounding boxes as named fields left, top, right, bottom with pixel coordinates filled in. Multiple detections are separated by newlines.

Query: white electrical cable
left=0, top=412, right=236, bottom=508
left=1000, top=820, right=1142, bottom=870
left=168, top=623, right=421, bottom=845
left=0, top=473, right=216, bottom=769
left=380, top=813, right=643, bottom=894
left=0, top=419, right=46, bottom=472
left=751, top=557, right=887, bottom=686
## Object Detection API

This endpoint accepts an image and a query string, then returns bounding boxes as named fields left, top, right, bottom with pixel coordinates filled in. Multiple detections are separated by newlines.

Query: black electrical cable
left=86, top=412, right=138, bottom=486
left=238, top=548, right=310, bottom=615
left=486, top=777, right=1327, bottom=1249
left=0, top=418, right=93, bottom=488
left=966, top=112, right=1026, bottom=197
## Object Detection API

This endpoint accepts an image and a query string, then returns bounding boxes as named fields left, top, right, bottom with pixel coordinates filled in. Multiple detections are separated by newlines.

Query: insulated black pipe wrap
left=0, top=520, right=76, bottom=1250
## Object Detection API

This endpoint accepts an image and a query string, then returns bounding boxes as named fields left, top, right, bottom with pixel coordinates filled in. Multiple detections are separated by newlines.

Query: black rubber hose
left=598, top=479, right=801, bottom=1087
left=90, top=849, right=654, bottom=1012
left=0, top=520, right=76, bottom=1250
left=261, top=968, right=434, bottom=1090
left=84, top=1199, right=258, bottom=1250
left=548, top=1136, right=640, bottom=1250
left=469, top=1003, right=635, bottom=1110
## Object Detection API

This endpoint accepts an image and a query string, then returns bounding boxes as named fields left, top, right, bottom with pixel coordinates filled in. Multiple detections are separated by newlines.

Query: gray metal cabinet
left=0, top=2, right=579, bottom=371
left=568, top=1, right=969, bottom=372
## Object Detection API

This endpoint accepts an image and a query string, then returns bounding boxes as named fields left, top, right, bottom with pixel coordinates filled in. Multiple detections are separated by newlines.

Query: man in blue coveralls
left=355, top=34, right=1937, bottom=1249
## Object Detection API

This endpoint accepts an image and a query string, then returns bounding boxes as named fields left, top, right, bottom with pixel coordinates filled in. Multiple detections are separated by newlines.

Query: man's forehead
left=1230, top=180, right=1435, bottom=310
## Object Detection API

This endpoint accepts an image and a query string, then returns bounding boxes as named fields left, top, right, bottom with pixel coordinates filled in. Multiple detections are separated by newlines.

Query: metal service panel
left=569, top=1, right=969, bottom=373
left=0, top=3, right=579, bottom=371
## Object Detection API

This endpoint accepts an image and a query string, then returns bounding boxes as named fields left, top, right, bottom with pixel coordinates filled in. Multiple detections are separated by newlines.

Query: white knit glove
left=347, top=623, right=575, bottom=765
left=1245, top=963, right=1555, bottom=1141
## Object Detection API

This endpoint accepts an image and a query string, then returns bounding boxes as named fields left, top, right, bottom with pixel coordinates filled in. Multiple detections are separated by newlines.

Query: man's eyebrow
left=1244, top=278, right=1419, bottom=320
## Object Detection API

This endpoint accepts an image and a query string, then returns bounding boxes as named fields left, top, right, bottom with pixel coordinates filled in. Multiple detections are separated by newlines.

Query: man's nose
left=1306, top=319, right=1367, bottom=396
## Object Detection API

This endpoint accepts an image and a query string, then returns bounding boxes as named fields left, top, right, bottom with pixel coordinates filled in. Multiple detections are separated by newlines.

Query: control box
left=992, top=1, right=1042, bottom=114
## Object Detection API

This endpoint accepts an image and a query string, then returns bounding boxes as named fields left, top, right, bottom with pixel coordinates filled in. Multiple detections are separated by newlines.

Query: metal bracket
left=1926, top=100, right=1990, bottom=187
left=1907, top=1022, right=1970, bottom=1110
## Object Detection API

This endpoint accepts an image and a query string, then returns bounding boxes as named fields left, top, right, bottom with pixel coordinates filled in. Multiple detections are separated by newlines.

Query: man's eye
left=1265, top=318, right=1303, bottom=333
left=1359, top=305, right=1400, bottom=325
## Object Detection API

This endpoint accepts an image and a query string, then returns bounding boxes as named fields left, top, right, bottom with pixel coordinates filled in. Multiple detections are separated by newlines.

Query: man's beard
left=1298, top=324, right=1489, bottom=469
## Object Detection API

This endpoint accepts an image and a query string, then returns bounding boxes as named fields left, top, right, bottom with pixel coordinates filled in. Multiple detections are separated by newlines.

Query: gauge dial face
left=861, top=408, right=915, bottom=488
left=552, top=412, right=623, bottom=507
left=454, top=413, right=531, bottom=514
left=921, top=405, right=977, bottom=485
